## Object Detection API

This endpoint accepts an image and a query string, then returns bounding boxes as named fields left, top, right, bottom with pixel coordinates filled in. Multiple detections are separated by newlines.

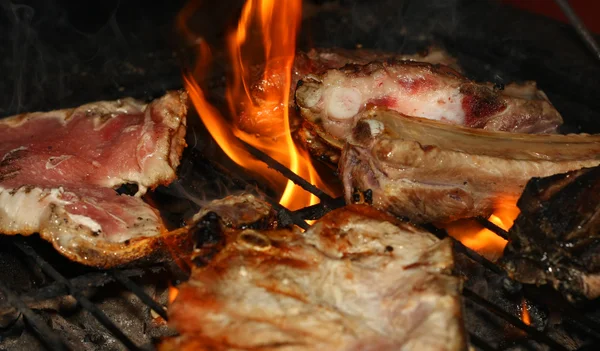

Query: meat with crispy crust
left=163, top=204, right=466, bottom=351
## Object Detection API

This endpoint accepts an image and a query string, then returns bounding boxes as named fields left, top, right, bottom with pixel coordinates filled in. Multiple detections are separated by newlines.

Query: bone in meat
left=295, top=61, right=563, bottom=145
left=339, top=109, right=600, bottom=223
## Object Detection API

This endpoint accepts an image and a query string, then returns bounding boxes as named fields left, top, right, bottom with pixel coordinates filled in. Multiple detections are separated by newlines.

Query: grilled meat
left=163, top=205, right=466, bottom=351
left=241, top=47, right=460, bottom=135
left=295, top=61, right=562, bottom=156
left=502, top=166, right=600, bottom=302
left=340, top=109, right=600, bottom=223
left=0, top=91, right=188, bottom=267
left=189, top=193, right=273, bottom=229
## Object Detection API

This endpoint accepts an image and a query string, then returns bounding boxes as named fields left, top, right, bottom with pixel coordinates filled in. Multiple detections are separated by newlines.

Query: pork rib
left=0, top=91, right=188, bottom=267
left=163, top=205, right=465, bottom=351
left=340, top=109, right=600, bottom=223
left=295, top=61, right=563, bottom=147
left=241, top=47, right=461, bottom=135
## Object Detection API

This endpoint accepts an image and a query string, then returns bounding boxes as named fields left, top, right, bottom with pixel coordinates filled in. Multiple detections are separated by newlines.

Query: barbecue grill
left=1, top=0, right=600, bottom=350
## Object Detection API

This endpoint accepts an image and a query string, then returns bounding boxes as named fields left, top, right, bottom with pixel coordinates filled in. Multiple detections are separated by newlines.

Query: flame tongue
left=229, top=0, right=308, bottom=209
left=442, top=204, right=520, bottom=261
left=181, top=0, right=325, bottom=211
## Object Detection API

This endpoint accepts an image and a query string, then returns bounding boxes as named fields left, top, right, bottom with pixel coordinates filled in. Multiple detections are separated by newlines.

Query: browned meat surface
left=340, top=109, right=600, bottom=223
left=163, top=205, right=466, bottom=351
left=502, top=166, right=600, bottom=302
left=189, top=193, right=273, bottom=228
left=0, top=91, right=188, bottom=267
left=295, top=61, right=563, bottom=153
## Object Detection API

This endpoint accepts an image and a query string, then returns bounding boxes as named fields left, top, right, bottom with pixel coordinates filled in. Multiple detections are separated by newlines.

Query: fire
left=168, top=286, right=179, bottom=304
left=178, top=0, right=327, bottom=211
left=442, top=202, right=521, bottom=261
left=521, top=298, right=531, bottom=326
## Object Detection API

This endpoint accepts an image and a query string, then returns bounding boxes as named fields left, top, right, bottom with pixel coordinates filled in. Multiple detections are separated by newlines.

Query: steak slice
left=163, top=205, right=465, bottom=351
left=295, top=61, right=562, bottom=152
left=340, top=109, right=600, bottom=223
left=0, top=91, right=188, bottom=267
left=502, top=166, right=600, bottom=302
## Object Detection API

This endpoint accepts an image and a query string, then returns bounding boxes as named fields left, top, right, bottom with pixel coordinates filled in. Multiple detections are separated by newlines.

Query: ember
left=168, top=286, right=179, bottom=304
left=178, top=0, right=331, bottom=211
left=521, top=298, right=531, bottom=326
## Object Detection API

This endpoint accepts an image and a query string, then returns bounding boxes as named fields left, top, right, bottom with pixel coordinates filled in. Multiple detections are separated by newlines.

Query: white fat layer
left=135, top=185, right=148, bottom=197
left=0, top=186, right=71, bottom=233
left=323, top=70, right=466, bottom=125
left=67, top=214, right=102, bottom=233
left=45, top=155, right=72, bottom=169
left=0, top=185, right=159, bottom=244
left=2, top=146, right=27, bottom=162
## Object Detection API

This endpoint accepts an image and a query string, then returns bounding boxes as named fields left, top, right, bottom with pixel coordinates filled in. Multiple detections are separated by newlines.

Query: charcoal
left=502, top=166, right=600, bottom=302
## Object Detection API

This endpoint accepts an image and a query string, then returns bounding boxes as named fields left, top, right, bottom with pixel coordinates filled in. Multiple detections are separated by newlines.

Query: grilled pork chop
left=502, top=166, right=600, bottom=302
left=295, top=61, right=562, bottom=150
left=163, top=205, right=465, bottom=351
left=340, top=109, right=600, bottom=223
left=0, top=91, right=188, bottom=267
left=241, top=47, right=460, bottom=135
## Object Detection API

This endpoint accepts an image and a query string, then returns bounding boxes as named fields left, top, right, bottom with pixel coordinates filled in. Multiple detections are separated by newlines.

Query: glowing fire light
left=178, top=0, right=328, bottom=211
left=442, top=203, right=521, bottom=261
left=521, top=298, right=531, bottom=326
left=168, top=286, right=179, bottom=304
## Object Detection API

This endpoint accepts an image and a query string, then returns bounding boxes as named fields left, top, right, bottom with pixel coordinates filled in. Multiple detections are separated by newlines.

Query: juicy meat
left=340, top=109, right=600, bottom=223
left=163, top=205, right=465, bottom=351
left=240, top=47, right=460, bottom=135
left=295, top=61, right=563, bottom=148
left=502, top=166, right=600, bottom=302
left=0, top=91, right=188, bottom=267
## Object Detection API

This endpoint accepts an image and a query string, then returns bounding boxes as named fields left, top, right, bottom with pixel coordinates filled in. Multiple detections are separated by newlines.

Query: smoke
left=0, top=0, right=185, bottom=118
left=1, top=1, right=53, bottom=115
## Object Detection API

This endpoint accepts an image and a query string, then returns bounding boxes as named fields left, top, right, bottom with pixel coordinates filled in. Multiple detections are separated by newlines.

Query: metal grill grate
left=3, top=130, right=600, bottom=351
left=3, top=2, right=600, bottom=350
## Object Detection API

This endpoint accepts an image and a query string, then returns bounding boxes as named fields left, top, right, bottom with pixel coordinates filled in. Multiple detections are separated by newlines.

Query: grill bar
left=111, top=270, right=169, bottom=321
left=13, top=239, right=143, bottom=351
left=463, top=288, right=569, bottom=351
left=422, top=224, right=506, bottom=275
left=203, top=157, right=311, bottom=229
left=475, top=217, right=509, bottom=240
left=238, top=138, right=335, bottom=203
left=291, top=195, right=346, bottom=220
left=267, top=198, right=311, bottom=230
left=0, top=280, right=69, bottom=351
left=22, top=268, right=148, bottom=304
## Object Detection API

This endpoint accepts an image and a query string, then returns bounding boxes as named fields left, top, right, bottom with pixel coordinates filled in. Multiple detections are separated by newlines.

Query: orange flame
left=178, top=0, right=327, bottom=211
left=168, top=286, right=179, bottom=304
left=521, top=298, right=531, bottom=326
left=442, top=202, right=520, bottom=261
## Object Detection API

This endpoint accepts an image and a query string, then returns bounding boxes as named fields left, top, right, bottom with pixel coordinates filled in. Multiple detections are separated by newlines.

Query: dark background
left=1, top=0, right=599, bottom=133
